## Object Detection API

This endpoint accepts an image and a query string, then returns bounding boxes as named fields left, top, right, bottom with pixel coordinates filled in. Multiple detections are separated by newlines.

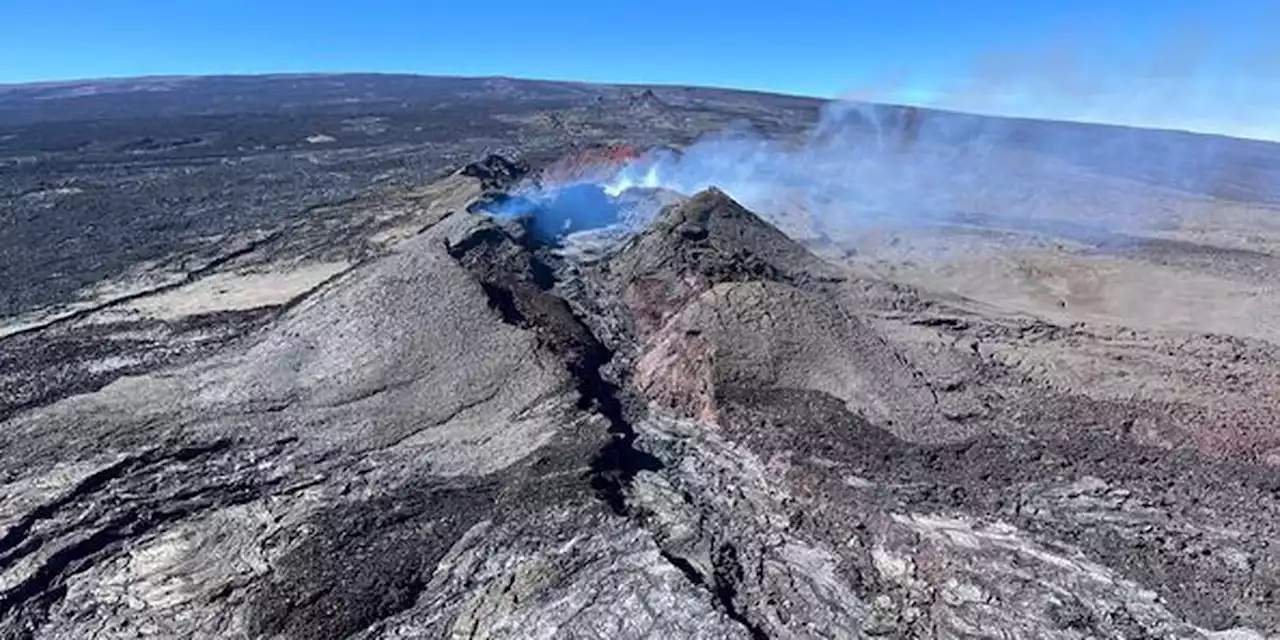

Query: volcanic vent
left=468, top=144, right=686, bottom=250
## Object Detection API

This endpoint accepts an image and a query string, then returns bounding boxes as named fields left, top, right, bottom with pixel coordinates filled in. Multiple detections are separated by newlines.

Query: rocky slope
left=2, top=161, right=1278, bottom=639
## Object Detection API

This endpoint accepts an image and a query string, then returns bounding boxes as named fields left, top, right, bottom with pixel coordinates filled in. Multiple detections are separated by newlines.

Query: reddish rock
left=538, top=144, right=644, bottom=185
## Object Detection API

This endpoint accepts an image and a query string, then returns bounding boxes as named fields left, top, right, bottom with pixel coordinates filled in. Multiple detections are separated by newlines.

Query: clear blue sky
left=3, top=1, right=1277, bottom=138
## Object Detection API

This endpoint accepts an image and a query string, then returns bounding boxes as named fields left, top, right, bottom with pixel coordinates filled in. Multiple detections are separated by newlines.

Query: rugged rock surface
left=3, top=170, right=1279, bottom=639
left=595, top=189, right=1280, bottom=638
left=6, top=75, right=1280, bottom=639
left=458, top=154, right=531, bottom=190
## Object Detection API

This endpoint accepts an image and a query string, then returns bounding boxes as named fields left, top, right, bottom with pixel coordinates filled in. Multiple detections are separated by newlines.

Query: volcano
left=4, top=75, right=1280, bottom=640
left=7, top=168, right=1277, bottom=639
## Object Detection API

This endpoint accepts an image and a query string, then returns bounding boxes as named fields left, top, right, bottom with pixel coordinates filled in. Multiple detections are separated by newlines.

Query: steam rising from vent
left=482, top=98, right=1280, bottom=251
left=611, top=101, right=1277, bottom=230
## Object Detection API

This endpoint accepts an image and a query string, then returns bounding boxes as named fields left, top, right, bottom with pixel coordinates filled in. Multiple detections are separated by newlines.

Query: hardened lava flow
left=3, top=131, right=1280, bottom=639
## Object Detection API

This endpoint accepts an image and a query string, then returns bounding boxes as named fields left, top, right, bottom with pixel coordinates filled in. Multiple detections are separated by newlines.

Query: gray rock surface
left=4, top=76, right=1280, bottom=639
left=5, top=174, right=1280, bottom=639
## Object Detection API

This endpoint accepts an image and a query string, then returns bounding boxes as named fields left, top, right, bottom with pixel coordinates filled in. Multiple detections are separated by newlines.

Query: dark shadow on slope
left=446, top=219, right=661, bottom=516
left=248, top=481, right=499, bottom=640
left=659, top=549, right=769, bottom=640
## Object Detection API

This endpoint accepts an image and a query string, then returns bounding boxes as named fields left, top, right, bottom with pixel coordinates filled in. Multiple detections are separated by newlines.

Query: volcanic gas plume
left=486, top=99, right=1268, bottom=257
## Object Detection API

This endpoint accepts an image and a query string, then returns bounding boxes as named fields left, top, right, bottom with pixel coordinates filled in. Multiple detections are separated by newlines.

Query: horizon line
left=1, top=70, right=1275, bottom=145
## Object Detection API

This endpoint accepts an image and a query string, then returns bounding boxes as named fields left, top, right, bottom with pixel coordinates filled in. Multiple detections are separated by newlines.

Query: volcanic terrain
left=2, top=74, right=1280, bottom=639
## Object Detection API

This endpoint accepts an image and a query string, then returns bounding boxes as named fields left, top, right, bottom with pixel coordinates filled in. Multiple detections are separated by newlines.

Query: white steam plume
left=594, top=98, right=1279, bottom=251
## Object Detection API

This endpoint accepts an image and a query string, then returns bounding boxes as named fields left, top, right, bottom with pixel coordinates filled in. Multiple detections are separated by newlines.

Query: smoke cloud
left=484, top=95, right=1278, bottom=255
left=590, top=100, right=1275, bottom=246
left=485, top=16, right=1279, bottom=252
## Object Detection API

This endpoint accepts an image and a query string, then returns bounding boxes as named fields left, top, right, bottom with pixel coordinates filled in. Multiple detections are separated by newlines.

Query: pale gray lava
left=3, top=75, right=1280, bottom=639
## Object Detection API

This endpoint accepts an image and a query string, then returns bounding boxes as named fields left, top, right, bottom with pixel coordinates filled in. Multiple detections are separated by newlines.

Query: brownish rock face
left=622, top=272, right=711, bottom=341
left=537, top=144, right=645, bottom=185
left=633, top=316, right=718, bottom=424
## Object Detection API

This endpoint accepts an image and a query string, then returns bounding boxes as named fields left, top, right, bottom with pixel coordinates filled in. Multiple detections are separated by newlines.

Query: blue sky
left=3, top=1, right=1277, bottom=139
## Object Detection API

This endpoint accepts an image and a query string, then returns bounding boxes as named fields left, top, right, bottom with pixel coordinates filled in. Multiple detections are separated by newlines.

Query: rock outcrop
left=457, top=154, right=531, bottom=190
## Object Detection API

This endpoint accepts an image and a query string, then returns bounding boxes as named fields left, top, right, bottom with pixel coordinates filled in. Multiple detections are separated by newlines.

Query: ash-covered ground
left=3, top=74, right=1280, bottom=639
